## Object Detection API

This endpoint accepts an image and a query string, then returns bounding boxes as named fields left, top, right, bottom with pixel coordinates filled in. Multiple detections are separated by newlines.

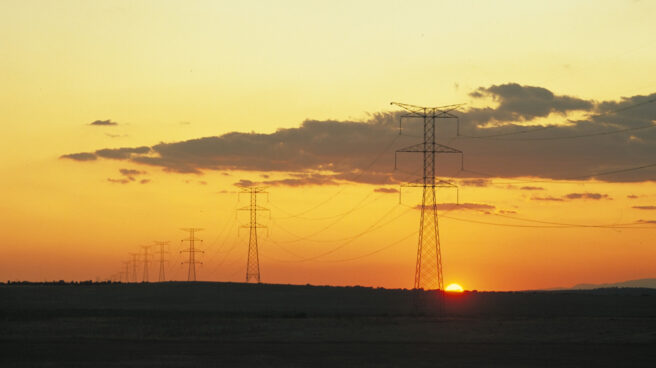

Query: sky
left=1, top=0, right=656, bottom=290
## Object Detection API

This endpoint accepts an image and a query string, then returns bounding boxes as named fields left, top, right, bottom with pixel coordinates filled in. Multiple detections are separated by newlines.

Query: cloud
left=564, top=192, right=611, bottom=200
left=374, top=187, right=400, bottom=194
left=415, top=202, right=495, bottom=212
left=459, top=179, right=490, bottom=187
left=140, top=179, right=151, bottom=184
left=531, top=196, right=564, bottom=202
left=637, top=219, right=656, bottom=224
left=633, top=205, right=656, bottom=210
left=119, top=168, right=146, bottom=177
left=520, top=186, right=545, bottom=191
left=234, top=179, right=256, bottom=188
left=499, top=209, right=517, bottom=214
left=468, top=83, right=593, bottom=124
left=90, top=120, right=118, bottom=126
left=532, top=192, right=611, bottom=201
left=107, top=178, right=130, bottom=184
left=627, top=194, right=639, bottom=199
left=62, top=83, right=656, bottom=184
left=60, top=152, right=97, bottom=161
left=115, top=168, right=147, bottom=182
left=96, top=146, right=151, bottom=160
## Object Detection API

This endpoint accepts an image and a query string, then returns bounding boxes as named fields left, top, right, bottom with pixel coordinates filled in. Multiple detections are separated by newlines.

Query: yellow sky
left=1, top=0, right=655, bottom=289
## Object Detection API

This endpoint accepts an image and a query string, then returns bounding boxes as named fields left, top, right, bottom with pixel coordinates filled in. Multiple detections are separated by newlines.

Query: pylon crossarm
left=391, top=102, right=464, bottom=116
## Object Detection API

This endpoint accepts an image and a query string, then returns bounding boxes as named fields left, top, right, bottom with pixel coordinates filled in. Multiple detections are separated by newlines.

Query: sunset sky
left=1, top=0, right=656, bottom=290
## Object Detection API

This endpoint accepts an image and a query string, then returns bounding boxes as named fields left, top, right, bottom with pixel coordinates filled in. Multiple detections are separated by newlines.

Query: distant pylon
left=181, top=228, right=203, bottom=281
left=238, top=186, right=269, bottom=283
left=155, top=241, right=170, bottom=282
left=129, top=253, right=139, bottom=282
left=392, top=102, right=463, bottom=290
left=122, top=261, right=130, bottom=283
left=141, top=245, right=153, bottom=282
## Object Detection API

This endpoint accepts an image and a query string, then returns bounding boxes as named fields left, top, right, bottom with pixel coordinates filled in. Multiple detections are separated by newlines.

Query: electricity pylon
left=181, top=228, right=203, bottom=281
left=392, top=102, right=463, bottom=290
left=238, top=186, right=269, bottom=283
left=129, top=253, right=139, bottom=283
left=141, top=245, right=153, bottom=282
left=154, top=241, right=170, bottom=282
left=122, top=261, right=131, bottom=283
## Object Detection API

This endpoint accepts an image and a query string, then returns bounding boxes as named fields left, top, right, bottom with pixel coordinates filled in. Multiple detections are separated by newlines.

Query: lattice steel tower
left=155, top=241, right=170, bottom=282
left=239, top=187, right=269, bottom=283
left=141, top=245, right=153, bottom=282
left=392, top=102, right=462, bottom=290
left=181, top=228, right=203, bottom=281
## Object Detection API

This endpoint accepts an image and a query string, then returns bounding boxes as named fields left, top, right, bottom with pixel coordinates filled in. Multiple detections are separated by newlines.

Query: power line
left=272, top=134, right=401, bottom=219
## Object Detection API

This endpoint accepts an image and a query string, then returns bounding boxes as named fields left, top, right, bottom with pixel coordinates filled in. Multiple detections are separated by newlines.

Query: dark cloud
left=140, top=179, right=151, bottom=184
left=107, top=178, right=130, bottom=184
left=459, top=179, right=490, bottom=187
left=637, top=219, right=656, bottom=224
left=90, top=120, right=118, bottom=126
left=60, top=152, right=97, bottom=161
left=116, top=168, right=147, bottom=182
left=374, top=187, right=400, bottom=194
left=97, top=146, right=151, bottom=160
left=531, top=196, right=564, bottom=202
left=564, top=193, right=611, bottom=200
left=119, top=168, right=146, bottom=177
left=62, top=84, right=656, bottom=184
left=234, top=179, right=255, bottom=188
left=468, top=83, right=593, bottom=124
left=633, top=205, right=656, bottom=210
left=415, top=202, right=495, bottom=212
left=532, top=193, right=611, bottom=201
left=499, top=209, right=517, bottom=214
left=520, top=186, right=545, bottom=191
left=627, top=194, right=639, bottom=199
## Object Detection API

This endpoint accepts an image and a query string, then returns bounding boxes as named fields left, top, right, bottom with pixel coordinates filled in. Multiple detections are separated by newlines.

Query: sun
left=445, top=283, right=464, bottom=293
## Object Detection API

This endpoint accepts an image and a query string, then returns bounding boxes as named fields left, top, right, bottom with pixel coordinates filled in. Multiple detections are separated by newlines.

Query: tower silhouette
left=181, top=228, right=203, bottom=281
left=238, top=186, right=268, bottom=283
left=154, top=241, right=170, bottom=282
left=392, top=102, right=462, bottom=290
left=122, top=261, right=130, bottom=283
left=141, top=245, right=153, bottom=282
left=129, top=253, right=139, bottom=283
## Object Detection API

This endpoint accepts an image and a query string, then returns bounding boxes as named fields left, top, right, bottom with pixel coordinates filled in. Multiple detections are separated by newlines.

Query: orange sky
left=1, top=1, right=656, bottom=290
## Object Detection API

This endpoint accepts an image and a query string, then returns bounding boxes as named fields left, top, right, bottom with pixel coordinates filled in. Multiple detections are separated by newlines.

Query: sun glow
left=445, top=283, right=464, bottom=293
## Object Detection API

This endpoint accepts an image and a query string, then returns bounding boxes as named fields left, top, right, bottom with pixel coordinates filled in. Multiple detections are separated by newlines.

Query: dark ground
left=1, top=282, right=656, bottom=367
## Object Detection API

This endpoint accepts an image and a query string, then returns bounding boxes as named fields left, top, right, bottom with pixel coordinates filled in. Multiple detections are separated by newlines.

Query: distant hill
left=551, top=278, right=656, bottom=290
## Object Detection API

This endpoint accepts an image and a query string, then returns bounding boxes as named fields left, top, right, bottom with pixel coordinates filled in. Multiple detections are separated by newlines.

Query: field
left=2, top=282, right=656, bottom=367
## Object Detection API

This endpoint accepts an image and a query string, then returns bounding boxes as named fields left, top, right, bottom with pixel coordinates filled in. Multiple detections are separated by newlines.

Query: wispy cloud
left=532, top=192, right=611, bottom=201
left=633, top=205, right=656, bottom=210
left=374, top=187, right=399, bottom=194
left=90, top=119, right=118, bottom=126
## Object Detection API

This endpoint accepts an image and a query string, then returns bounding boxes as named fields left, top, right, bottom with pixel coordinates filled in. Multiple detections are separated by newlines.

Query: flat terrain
left=2, top=282, right=656, bottom=367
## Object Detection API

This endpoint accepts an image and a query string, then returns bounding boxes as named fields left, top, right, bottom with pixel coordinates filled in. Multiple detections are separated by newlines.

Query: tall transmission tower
left=238, top=187, right=269, bottom=283
left=154, top=241, right=170, bottom=282
left=129, top=253, right=139, bottom=283
left=181, top=228, right=203, bottom=281
left=392, top=102, right=463, bottom=290
left=141, top=245, right=153, bottom=282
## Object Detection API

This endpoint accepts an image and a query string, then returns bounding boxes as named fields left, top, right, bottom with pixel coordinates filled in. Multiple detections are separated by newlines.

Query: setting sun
left=445, top=283, right=464, bottom=293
